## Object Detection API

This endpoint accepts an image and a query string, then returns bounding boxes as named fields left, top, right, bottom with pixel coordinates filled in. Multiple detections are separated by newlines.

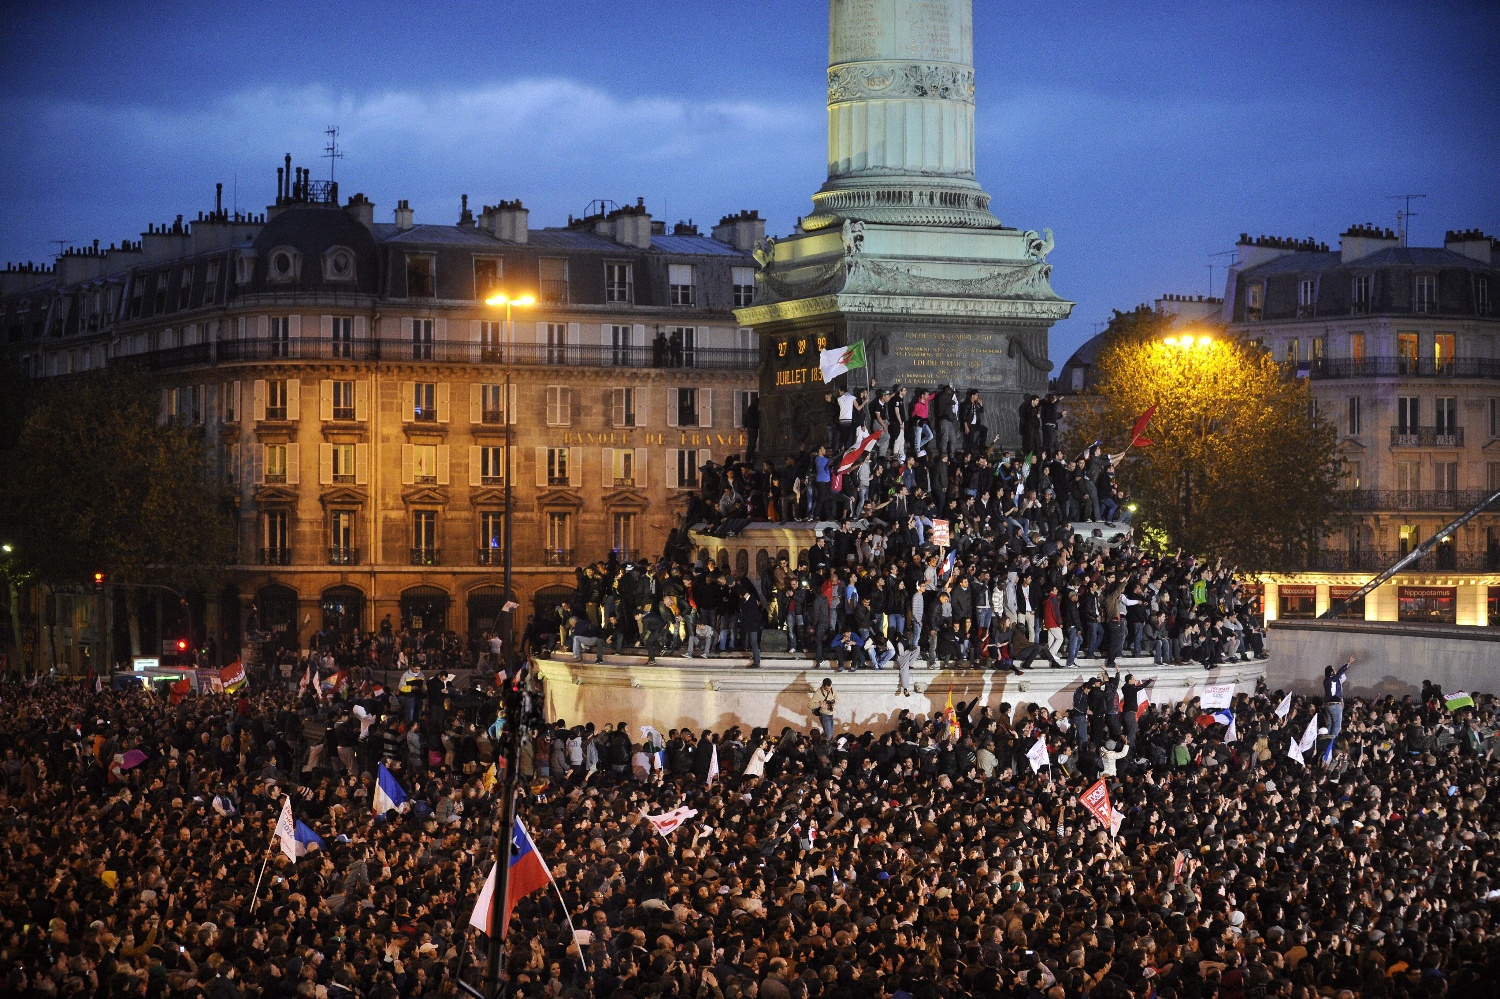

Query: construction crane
left=1321, top=488, right=1500, bottom=619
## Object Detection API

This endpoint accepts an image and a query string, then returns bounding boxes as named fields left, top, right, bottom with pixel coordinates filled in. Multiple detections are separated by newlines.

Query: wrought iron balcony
left=1390, top=426, right=1464, bottom=447
left=539, top=280, right=569, bottom=303
left=542, top=548, right=574, bottom=567
left=410, top=547, right=441, bottom=566
left=1296, top=357, right=1500, bottom=380
left=329, top=547, right=359, bottom=565
left=1339, top=489, right=1499, bottom=512
left=1263, top=548, right=1500, bottom=573
left=477, top=547, right=504, bottom=566
left=124, top=337, right=757, bottom=372
left=258, top=547, right=292, bottom=566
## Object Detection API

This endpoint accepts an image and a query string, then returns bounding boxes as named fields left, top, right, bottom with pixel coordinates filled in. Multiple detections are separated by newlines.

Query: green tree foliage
left=0, top=365, right=236, bottom=589
left=1067, top=323, right=1342, bottom=565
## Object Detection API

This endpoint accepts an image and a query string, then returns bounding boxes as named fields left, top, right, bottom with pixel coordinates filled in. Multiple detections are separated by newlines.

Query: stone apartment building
left=1, top=159, right=763, bottom=659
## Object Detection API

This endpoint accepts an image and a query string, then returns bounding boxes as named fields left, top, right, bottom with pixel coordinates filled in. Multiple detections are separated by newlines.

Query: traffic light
left=93, top=572, right=105, bottom=593
left=176, top=638, right=189, bottom=653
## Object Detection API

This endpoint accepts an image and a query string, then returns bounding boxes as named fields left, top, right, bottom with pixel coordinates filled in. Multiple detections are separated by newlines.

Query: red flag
left=1129, top=404, right=1157, bottom=447
left=1079, top=778, right=1113, bottom=832
left=470, top=818, right=553, bottom=939
left=835, top=429, right=884, bottom=475
left=1135, top=700, right=1150, bottom=722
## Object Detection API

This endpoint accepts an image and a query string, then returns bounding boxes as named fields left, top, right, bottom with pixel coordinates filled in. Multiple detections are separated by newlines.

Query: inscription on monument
left=888, top=330, right=1006, bottom=385
left=833, top=0, right=962, bottom=65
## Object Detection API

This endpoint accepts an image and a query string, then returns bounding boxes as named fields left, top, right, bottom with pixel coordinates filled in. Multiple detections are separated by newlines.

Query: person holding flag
left=469, top=818, right=555, bottom=940
left=373, top=762, right=409, bottom=815
left=1323, top=656, right=1353, bottom=746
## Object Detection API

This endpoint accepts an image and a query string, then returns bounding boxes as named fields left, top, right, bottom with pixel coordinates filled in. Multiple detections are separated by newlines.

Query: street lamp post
left=483, top=294, right=535, bottom=651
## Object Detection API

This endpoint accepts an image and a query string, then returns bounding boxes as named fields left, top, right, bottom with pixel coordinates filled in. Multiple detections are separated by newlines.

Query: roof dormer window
left=267, top=247, right=302, bottom=285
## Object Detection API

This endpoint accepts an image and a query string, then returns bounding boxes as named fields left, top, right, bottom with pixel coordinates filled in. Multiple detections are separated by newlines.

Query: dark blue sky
left=2, top=0, right=1496, bottom=361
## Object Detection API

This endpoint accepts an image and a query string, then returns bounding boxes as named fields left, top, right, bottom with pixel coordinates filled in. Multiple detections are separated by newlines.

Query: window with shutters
left=669, top=263, right=695, bottom=306
left=262, top=510, right=289, bottom=563
left=546, top=447, right=570, bottom=486
left=544, top=323, right=569, bottom=365
left=674, top=449, right=700, bottom=489
left=406, top=255, right=435, bottom=298
left=330, top=315, right=353, bottom=358
left=732, top=266, right=755, bottom=307
left=608, top=324, right=634, bottom=366
left=413, top=382, right=437, bottom=422
left=332, top=444, right=356, bottom=483
left=611, top=449, right=636, bottom=487
left=266, top=379, right=288, bottom=421
left=480, top=384, right=505, bottom=424
left=474, top=257, right=501, bottom=300
left=605, top=262, right=633, bottom=303
left=412, top=318, right=434, bottom=360
left=545, top=386, right=571, bottom=427
left=220, top=381, right=237, bottom=423
left=332, top=380, right=356, bottom=420
left=667, top=325, right=697, bottom=367
left=480, top=511, right=503, bottom=550
left=330, top=510, right=356, bottom=564
left=674, top=387, right=700, bottom=427
left=612, top=512, right=636, bottom=556
left=270, top=316, right=291, bottom=358
left=412, top=510, right=438, bottom=557
left=411, top=444, right=439, bottom=484
left=479, top=321, right=504, bottom=362
left=1396, top=461, right=1420, bottom=495
left=1435, top=461, right=1458, bottom=494
left=545, top=512, right=572, bottom=564
left=265, top=444, right=288, bottom=484
left=479, top=445, right=504, bottom=485
left=734, top=390, right=759, bottom=428
left=539, top=257, right=568, bottom=303
left=612, top=387, right=637, bottom=428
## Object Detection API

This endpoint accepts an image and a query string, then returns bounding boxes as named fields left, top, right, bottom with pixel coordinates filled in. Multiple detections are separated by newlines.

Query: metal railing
left=1263, top=549, right=1500, bottom=573
left=258, top=547, right=292, bottom=566
left=542, top=548, right=574, bottom=567
left=1389, top=426, right=1464, bottom=447
left=410, top=547, right=441, bottom=566
left=329, top=547, right=359, bottom=565
left=122, top=337, right=757, bottom=372
left=1292, top=357, right=1500, bottom=380
left=477, top=548, right=504, bottom=566
left=609, top=548, right=640, bottom=563
left=1341, top=489, right=1499, bottom=512
left=539, top=280, right=569, bottom=303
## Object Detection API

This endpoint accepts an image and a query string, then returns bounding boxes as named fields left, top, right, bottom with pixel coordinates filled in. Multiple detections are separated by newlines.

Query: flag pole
left=249, top=796, right=285, bottom=915
left=485, top=666, right=527, bottom=999
left=548, top=877, right=593, bottom=976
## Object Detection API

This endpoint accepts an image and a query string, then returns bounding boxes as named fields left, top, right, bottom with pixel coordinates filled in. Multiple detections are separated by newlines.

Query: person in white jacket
left=743, top=739, right=775, bottom=778
left=1100, top=739, right=1130, bottom=777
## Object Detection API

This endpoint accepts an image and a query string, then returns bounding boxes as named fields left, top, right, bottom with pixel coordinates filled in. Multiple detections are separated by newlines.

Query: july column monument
left=735, top=0, right=1073, bottom=457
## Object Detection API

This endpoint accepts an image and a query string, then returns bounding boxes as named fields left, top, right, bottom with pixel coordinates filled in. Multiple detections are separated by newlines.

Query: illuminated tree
left=1067, top=326, right=1341, bottom=565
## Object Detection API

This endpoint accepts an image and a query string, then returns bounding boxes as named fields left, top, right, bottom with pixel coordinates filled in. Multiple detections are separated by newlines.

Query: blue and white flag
left=940, top=550, right=956, bottom=580
left=292, top=820, right=325, bottom=858
left=374, top=763, right=409, bottom=815
left=1212, top=710, right=1238, bottom=744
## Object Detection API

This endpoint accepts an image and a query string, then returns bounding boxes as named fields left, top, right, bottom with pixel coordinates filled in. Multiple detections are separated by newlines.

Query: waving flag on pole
left=706, top=744, right=720, bottom=786
left=274, top=796, right=299, bottom=862
left=469, top=818, right=554, bottom=939
left=373, top=763, right=409, bottom=815
left=1129, top=404, right=1158, bottom=448
left=819, top=341, right=867, bottom=383
left=835, top=428, right=883, bottom=475
left=1274, top=691, right=1293, bottom=720
left=1026, top=737, right=1051, bottom=773
left=1287, top=715, right=1318, bottom=766
left=642, top=806, right=699, bottom=837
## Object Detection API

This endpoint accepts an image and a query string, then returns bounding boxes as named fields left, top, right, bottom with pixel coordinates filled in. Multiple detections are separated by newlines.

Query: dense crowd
left=4, top=665, right=1500, bottom=999
left=542, top=383, right=1263, bottom=675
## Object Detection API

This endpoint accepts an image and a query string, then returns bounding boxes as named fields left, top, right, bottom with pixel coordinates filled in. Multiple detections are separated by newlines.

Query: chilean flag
left=469, top=818, right=553, bottom=939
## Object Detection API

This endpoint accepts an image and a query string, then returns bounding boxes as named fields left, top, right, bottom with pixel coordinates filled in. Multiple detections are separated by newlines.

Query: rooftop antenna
left=324, top=126, right=344, bottom=184
left=1389, top=193, right=1426, bottom=247
left=1207, top=249, right=1238, bottom=298
left=50, top=239, right=73, bottom=257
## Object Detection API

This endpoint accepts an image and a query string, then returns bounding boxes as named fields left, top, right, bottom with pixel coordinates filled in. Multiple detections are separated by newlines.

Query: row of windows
left=170, top=378, right=759, bottom=430
left=1282, top=331, right=1464, bottom=365
left=1343, top=396, right=1500, bottom=437
left=1342, top=459, right=1500, bottom=492
left=405, top=255, right=756, bottom=306
left=259, top=508, right=638, bottom=566
left=1247, top=273, right=1490, bottom=319
left=243, top=442, right=716, bottom=491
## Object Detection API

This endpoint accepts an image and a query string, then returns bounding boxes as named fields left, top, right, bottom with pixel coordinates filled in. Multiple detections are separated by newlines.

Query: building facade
left=1223, top=226, right=1500, bottom=626
left=2, top=164, right=762, bottom=658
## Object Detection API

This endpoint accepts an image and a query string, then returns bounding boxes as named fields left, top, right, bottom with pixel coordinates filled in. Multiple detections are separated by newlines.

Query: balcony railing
left=1340, top=489, right=1500, bottom=512
left=1263, top=549, right=1500, bottom=573
left=1292, top=357, right=1500, bottom=380
left=1390, top=426, right=1464, bottom=447
left=411, top=547, right=441, bottom=566
left=539, top=280, right=569, bottom=303
left=123, top=337, right=757, bottom=372
left=259, top=547, right=292, bottom=566
left=543, top=548, right=574, bottom=567
left=610, top=548, right=640, bottom=563
left=329, top=547, right=359, bottom=565
left=477, top=547, right=504, bottom=566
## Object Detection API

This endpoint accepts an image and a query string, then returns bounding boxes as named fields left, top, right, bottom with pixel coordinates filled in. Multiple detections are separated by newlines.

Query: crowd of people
left=548, top=384, right=1261, bottom=677
left=4, top=659, right=1500, bottom=999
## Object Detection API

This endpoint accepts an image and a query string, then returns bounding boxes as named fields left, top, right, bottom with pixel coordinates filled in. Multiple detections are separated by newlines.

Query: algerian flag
left=1274, top=692, right=1292, bottom=720
left=1446, top=692, right=1476, bottom=712
left=819, top=341, right=867, bottom=383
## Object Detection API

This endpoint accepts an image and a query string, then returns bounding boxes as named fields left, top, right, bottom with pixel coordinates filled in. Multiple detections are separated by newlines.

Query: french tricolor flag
left=469, top=818, right=553, bottom=939
left=373, top=763, right=409, bottom=816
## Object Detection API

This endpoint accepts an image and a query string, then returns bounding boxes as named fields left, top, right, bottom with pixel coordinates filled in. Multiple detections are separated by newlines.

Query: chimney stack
left=216, top=182, right=223, bottom=216
left=712, top=209, right=765, bottom=252
left=345, top=193, right=375, bottom=229
left=458, top=193, right=475, bottom=227
left=607, top=198, right=653, bottom=249
left=394, top=199, right=414, bottom=231
left=479, top=200, right=529, bottom=244
left=1340, top=223, right=1399, bottom=264
left=1444, top=228, right=1494, bottom=265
